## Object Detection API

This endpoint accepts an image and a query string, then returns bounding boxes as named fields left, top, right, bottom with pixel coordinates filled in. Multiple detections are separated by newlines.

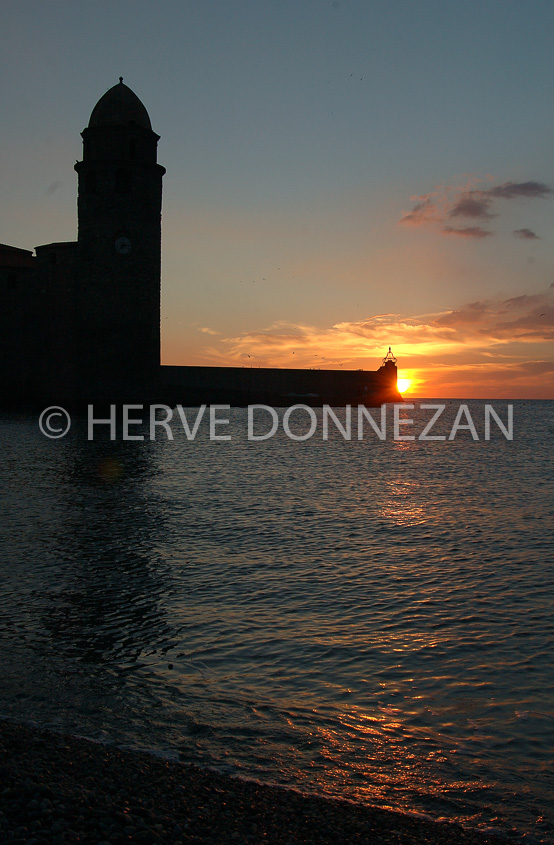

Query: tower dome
left=75, top=78, right=164, bottom=399
left=88, top=78, right=152, bottom=130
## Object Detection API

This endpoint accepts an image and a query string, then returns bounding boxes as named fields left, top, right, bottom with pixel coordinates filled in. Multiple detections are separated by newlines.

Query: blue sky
left=1, top=0, right=553, bottom=396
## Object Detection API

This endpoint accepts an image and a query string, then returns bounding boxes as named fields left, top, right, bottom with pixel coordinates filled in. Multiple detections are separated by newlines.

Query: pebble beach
left=0, top=721, right=513, bottom=845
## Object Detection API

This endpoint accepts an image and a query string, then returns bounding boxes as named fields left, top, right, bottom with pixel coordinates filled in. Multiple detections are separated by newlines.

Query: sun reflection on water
left=378, top=478, right=428, bottom=526
left=308, top=704, right=458, bottom=809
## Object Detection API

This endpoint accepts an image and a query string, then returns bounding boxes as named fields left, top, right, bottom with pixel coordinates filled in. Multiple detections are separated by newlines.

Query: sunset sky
left=1, top=0, right=553, bottom=397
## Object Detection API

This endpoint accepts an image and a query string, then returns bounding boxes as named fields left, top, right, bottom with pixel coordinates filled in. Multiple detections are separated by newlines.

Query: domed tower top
left=88, top=77, right=152, bottom=131
left=74, top=77, right=165, bottom=398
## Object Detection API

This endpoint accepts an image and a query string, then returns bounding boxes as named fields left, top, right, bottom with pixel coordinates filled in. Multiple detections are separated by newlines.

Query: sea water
left=0, top=401, right=552, bottom=842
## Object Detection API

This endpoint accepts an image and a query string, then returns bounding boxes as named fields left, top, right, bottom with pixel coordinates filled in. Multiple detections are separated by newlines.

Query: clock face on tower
left=114, top=236, right=132, bottom=254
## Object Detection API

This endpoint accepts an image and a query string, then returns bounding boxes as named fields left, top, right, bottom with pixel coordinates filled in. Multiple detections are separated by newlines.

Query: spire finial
left=119, top=76, right=123, bottom=84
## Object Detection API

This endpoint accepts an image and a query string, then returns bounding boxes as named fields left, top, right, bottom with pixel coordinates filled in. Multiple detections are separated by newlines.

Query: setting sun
left=397, top=378, right=411, bottom=393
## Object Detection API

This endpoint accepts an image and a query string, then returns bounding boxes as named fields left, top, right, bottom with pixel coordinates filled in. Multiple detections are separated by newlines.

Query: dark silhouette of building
left=0, top=80, right=400, bottom=408
left=74, top=79, right=164, bottom=400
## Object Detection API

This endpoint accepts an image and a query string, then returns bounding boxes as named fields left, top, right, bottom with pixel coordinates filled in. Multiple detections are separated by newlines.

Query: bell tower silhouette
left=74, top=78, right=165, bottom=399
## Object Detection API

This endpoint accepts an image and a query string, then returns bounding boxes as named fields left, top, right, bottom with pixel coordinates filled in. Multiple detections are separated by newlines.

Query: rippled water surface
left=1, top=401, right=553, bottom=842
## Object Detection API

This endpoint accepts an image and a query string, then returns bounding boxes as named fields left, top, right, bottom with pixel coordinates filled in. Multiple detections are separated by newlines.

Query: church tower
left=74, top=78, right=165, bottom=399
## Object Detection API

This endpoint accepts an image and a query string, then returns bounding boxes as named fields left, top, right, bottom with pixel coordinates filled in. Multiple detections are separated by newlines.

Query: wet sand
left=0, top=720, right=512, bottom=844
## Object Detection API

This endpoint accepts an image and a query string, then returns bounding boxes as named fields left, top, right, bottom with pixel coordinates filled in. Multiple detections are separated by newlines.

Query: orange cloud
left=181, top=286, right=554, bottom=398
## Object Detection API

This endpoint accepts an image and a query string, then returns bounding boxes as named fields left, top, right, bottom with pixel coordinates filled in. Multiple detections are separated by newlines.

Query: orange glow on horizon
left=162, top=334, right=553, bottom=399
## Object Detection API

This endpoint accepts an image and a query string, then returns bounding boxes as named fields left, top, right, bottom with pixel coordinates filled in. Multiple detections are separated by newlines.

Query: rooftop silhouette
left=0, top=81, right=400, bottom=409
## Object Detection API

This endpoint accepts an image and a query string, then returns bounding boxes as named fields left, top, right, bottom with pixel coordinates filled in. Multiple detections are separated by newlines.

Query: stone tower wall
left=74, top=114, right=165, bottom=399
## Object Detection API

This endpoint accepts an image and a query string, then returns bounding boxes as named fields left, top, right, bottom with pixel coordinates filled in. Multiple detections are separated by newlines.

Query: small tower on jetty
left=382, top=346, right=397, bottom=368
left=374, top=347, right=401, bottom=401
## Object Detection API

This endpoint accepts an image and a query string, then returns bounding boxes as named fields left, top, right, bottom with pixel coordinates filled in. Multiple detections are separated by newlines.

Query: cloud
left=398, top=196, right=439, bottom=227
left=442, top=225, right=493, bottom=238
left=448, top=193, right=495, bottom=219
left=192, top=286, right=554, bottom=383
left=433, top=302, right=488, bottom=326
left=513, top=228, right=539, bottom=240
left=176, top=284, right=554, bottom=397
left=486, top=181, right=552, bottom=200
left=401, top=178, right=552, bottom=240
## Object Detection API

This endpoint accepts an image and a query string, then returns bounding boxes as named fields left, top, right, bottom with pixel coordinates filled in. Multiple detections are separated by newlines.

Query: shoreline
left=0, top=720, right=513, bottom=844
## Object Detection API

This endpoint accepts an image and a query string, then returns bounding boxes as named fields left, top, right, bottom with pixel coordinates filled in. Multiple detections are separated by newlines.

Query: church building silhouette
left=0, top=80, right=399, bottom=408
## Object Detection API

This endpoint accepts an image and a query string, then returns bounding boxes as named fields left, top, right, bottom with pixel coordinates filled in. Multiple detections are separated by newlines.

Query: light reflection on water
left=378, top=478, right=429, bottom=526
left=0, top=401, right=553, bottom=842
